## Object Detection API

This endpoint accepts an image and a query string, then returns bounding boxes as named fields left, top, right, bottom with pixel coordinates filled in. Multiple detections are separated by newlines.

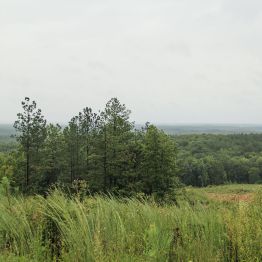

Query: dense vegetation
left=1, top=97, right=178, bottom=199
left=0, top=98, right=262, bottom=261
left=176, top=134, right=262, bottom=186
left=0, top=184, right=261, bottom=261
left=0, top=97, right=262, bottom=199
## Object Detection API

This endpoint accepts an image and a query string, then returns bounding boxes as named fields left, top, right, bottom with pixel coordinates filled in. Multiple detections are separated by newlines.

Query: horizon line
left=2, top=122, right=262, bottom=126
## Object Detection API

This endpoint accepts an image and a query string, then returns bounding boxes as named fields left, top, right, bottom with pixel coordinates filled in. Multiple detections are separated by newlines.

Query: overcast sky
left=1, top=0, right=262, bottom=124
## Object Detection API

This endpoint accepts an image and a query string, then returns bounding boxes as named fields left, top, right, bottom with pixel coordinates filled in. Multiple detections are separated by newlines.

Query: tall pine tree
left=14, top=97, right=46, bottom=191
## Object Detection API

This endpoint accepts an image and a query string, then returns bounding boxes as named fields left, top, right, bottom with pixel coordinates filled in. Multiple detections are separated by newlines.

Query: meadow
left=1, top=100, right=262, bottom=261
left=0, top=184, right=261, bottom=261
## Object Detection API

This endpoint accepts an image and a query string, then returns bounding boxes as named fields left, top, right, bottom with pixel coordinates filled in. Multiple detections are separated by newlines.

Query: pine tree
left=13, top=97, right=46, bottom=191
left=141, top=125, right=178, bottom=197
left=40, top=124, right=65, bottom=192
left=78, top=107, right=100, bottom=178
left=63, top=116, right=80, bottom=183
left=99, top=98, right=134, bottom=191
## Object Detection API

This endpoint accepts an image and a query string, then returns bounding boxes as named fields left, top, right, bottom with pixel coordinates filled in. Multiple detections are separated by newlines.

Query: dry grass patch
left=206, top=192, right=254, bottom=202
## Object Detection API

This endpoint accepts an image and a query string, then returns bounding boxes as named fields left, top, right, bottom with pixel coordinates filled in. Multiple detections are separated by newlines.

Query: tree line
left=10, top=97, right=178, bottom=198
left=176, top=134, right=262, bottom=186
left=1, top=98, right=262, bottom=196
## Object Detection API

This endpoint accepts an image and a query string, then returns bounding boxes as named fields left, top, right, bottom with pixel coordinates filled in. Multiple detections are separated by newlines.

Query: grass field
left=186, top=184, right=262, bottom=201
left=0, top=184, right=261, bottom=261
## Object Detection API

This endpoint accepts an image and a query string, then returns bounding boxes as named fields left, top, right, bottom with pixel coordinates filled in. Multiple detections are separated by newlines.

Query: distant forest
left=0, top=98, right=262, bottom=198
left=176, top=134, right=262, bottom=186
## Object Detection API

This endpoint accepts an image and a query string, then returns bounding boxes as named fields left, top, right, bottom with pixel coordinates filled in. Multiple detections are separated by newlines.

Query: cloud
left=1, top=0, right=262, bottom=124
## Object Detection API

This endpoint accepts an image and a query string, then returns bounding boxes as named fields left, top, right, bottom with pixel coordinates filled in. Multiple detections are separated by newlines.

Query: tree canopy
left=10, top=97, right=179, bottom=199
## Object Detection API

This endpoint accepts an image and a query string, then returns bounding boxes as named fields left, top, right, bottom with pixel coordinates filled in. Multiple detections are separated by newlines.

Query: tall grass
left=0, top=187, right=261, bottom=261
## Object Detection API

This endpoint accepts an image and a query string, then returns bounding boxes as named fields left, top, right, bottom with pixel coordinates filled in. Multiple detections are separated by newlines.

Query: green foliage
left=0, top=153, right=14, bottom=180
left=13, top=97, right=47, bottom=192
left=6, top=97, right=262, bottom=197
left=0, top=177, right=11, bottom=205
left=0, top=141, right=17, bottom=153
left=0, top=185, right=261, bottom=261
left=10, top=97, right=180, bottom=198
left=39, top=124, right=66, bottom=193
left=140, top=125, right=178, bottom=198
left=176, top=134, right=262, bottom=185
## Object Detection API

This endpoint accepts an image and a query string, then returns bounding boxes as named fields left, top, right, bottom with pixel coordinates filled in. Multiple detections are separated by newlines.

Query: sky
left=1, top=0, right=262, bottom=124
